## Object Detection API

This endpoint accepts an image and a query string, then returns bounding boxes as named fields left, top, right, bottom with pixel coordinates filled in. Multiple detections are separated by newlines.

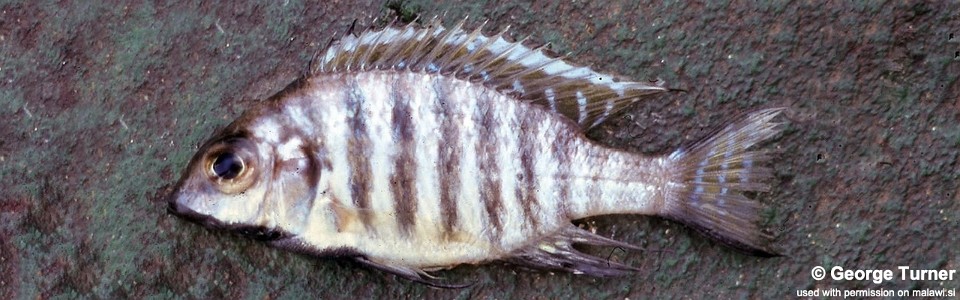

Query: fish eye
left=201, top=137, right=259, bottom=194
left=212, top=152, right=244, bottom=179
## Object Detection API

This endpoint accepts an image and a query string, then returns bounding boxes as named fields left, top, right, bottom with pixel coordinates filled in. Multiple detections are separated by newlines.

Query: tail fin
left=662, top=108, right=785, bottom=256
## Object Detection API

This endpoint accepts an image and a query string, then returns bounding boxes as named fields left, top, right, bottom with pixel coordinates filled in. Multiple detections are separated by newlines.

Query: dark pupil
left=212, top=152, right=243, bottom=179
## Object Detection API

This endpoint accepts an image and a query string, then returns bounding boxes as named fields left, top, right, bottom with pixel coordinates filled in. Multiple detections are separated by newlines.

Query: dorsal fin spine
left=407, top=18, right=451, bottom=71
left=466, top=33, right=512, bottom=80
left=484, top=36, right=529, bottom=70
left=385, top=26, right=417, bottom=69
left=355, top=18, right=387, bottom=71
left=438, top=25, right=486, bottom=75
left=314, top=35, right=336, bottom=74
left=407, top=23, right=444, bottom=71
left=347, top=33, right=369, bottom=72
left=357, top=22, right=393, bottom=71
left=467, top=33, right=526, bottom=82
left=430, top=21, right=474, bottom=74
left=374, top=26, right=414, bottom=70
left=434, top=35, right=468, bottom=75
left=421, top=19, right=467, bottom=72
left=449, top=22, right=491, bottom=77
left=342, top=31, right=362, bottom=72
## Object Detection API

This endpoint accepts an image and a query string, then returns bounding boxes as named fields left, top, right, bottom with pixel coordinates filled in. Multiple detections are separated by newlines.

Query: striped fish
left=167, top=19, right=785, bottom=287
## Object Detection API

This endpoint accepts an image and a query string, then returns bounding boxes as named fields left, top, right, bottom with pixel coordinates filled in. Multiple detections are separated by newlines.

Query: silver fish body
left=168, top=20, right=784, bottom=286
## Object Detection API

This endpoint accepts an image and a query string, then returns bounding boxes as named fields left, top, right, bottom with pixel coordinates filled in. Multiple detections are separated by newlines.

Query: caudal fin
left=662, top=108, right=785, bottom=256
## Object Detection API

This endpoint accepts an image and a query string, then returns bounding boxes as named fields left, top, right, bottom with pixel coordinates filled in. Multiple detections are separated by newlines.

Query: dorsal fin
left=313, top=18, right=668, bottom=128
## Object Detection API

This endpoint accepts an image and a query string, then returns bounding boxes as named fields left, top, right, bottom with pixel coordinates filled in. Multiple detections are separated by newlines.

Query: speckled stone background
left=1, top=1, right=957, bottom=298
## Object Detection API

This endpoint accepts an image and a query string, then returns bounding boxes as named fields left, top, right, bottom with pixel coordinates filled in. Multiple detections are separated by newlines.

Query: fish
left=167, top=18, right=785, bottom=287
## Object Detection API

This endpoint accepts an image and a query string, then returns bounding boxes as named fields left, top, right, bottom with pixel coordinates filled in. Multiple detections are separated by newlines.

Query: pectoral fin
left=354, top=257, right=474, bottom=289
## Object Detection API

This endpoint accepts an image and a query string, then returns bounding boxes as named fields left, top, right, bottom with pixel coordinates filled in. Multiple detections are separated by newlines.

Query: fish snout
left=166, top=191, right=192, bottom=217
left=166, top=198, right=180, bottom=215
left=166, top=190, right=180, bottom=214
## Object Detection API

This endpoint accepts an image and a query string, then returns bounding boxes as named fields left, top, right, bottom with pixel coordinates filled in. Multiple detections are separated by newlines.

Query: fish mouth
left=166, top=195, right=289, bottom=241
left=166, top=191, right=226, bottom=228
left=166, top=198, right=223, bottom=229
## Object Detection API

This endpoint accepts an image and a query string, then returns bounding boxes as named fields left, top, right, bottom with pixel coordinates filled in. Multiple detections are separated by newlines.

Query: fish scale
left=168, top=19, right=785, bottom=287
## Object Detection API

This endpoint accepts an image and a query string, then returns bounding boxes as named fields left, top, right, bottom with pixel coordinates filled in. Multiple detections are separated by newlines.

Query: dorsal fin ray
left=313, top=20, right=668, bottom=128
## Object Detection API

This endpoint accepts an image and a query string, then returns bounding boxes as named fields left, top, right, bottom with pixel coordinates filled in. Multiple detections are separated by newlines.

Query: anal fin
left=505, top=225, right=642, bottom=277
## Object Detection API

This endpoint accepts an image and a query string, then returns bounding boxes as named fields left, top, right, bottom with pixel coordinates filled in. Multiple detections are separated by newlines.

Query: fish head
left=167, top=130, right=289, bottom=240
